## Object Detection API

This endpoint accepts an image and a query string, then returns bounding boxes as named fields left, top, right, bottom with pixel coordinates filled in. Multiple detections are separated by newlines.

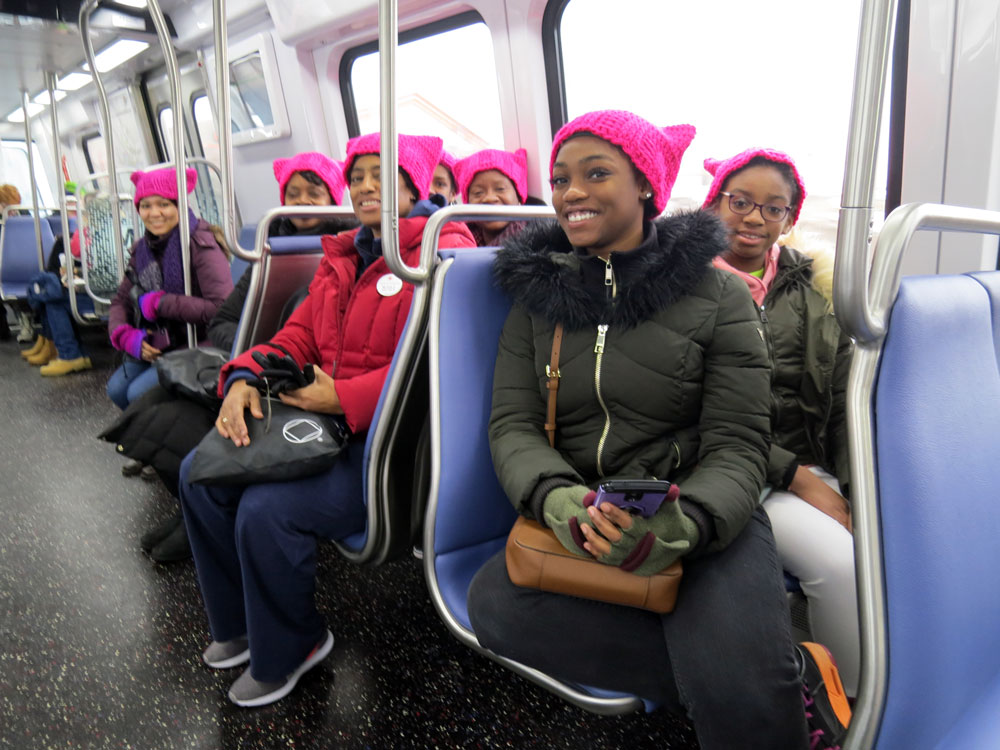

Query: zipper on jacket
left=594, top=323, right=611, bottom=476
left=603, top=257, right=616, bottom=299
left=758, top=303, right=781, bottom=428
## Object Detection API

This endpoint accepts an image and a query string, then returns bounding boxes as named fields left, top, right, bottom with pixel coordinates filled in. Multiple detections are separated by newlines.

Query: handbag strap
left=544, top=322, right=564, bottom=449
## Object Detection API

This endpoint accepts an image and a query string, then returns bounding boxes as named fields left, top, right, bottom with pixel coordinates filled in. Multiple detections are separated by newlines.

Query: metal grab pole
left=213, top=0, right=256, bottom=261
left=45, top=72, right=84, bottom=323
left=21, top=90, right=44, bottom=272
left=146, top=0, right=196, bottom=348
left=79, top=0, right=126, bottom=284
left=833, top=0, right=897, bottom=341
left=378, top=0, right=400, bottom=279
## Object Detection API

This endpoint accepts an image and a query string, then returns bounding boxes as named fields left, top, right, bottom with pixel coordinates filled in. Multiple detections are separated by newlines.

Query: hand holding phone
left=592, top=479, right=680, bottom=518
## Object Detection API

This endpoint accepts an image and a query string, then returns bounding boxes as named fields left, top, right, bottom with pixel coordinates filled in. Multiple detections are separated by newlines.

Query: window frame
left=541, top=0, right=572, bottom=136
left=223, top=32, right=290, bottom=145
left=339, top=10, right=487, bottom=138
left=81, top=131, right=104, bottom=175
left=190, top=90, right=215, bottom=160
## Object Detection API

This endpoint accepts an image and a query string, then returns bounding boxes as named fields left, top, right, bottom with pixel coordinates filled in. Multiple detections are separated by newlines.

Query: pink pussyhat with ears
left=343, top=133, right=444, bottom=201
left=550, top=110, right=696, bottom=216
left=131, top=167, right=197, bottom=208
left=454, top=148, right=528, bottom=204
left=702, top=148, right=807, bottom=224
left=272, top=152, right=347, bottom=205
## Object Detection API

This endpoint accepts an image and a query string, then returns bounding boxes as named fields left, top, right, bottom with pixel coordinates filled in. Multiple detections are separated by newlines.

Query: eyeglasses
left=719, top=192, right=792, bottom=223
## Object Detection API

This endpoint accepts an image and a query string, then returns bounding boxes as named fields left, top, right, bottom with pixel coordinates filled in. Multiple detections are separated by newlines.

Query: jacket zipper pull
left=594, top=324, right=608, bottom=353
left=759, top=304, right=769, bottom=323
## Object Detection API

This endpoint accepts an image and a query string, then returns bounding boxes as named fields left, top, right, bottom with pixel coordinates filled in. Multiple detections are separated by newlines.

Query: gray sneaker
left=202, top=636, right=250, bottom=669
left=228, top=629, right=333, bottom=708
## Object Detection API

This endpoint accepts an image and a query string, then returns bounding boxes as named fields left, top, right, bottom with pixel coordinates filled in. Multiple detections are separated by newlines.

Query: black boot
left=151, top=519, right=191, bottom=563
left=140, top=512, right=183, bottom=552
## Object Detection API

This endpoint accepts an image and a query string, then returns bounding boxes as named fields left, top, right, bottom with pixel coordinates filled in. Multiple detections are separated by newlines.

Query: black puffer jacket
left=490, top=212, right=772, bottom=553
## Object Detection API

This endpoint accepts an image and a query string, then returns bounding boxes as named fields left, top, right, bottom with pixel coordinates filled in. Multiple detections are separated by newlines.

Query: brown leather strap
left=544, top=323, right=564, bottom=449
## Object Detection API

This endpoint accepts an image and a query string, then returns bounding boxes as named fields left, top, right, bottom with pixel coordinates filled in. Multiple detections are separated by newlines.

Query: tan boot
left=40, top=356, right=93, bottom=377
left=26, top=338, right=57, bottom=365
left=21, top=336, right=46, bottom=359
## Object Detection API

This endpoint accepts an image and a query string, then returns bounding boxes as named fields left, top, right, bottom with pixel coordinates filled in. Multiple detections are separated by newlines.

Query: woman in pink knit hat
left=454, top=147, right=528, bottom=245
left=268, top=151, right=355, bottom=236
left=178, top=133, right=475, bottom=708
left=704, top=148, right=858, bottom=701
left=106, top=166, right=233, bottom=412
left=467, top=111, right=850, bottom=750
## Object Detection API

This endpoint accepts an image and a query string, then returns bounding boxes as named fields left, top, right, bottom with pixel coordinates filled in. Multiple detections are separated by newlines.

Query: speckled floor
left=0, top=328, right=698, bottom=750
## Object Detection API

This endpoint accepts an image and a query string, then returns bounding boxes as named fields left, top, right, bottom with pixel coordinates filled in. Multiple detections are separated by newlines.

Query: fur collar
left=493, top=210, right=728, bottom=330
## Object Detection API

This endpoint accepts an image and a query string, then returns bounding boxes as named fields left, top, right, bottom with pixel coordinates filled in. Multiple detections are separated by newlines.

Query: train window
left=548, top=0, right=891, bottom=246
left=82, top=132, right=106, bottom=176
left=223, top=33, right=291, bottom=145
left=1, top=140, right=54, bottom=207
left=192, top=94, right=220, bottom=167
left=158, top=105, right=176, bottom=161
left=342, top=11, right=504, bottom=156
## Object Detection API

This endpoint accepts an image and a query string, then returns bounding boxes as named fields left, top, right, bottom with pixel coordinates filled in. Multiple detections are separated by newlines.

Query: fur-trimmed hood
left=492, top=210, right=729, bottom=330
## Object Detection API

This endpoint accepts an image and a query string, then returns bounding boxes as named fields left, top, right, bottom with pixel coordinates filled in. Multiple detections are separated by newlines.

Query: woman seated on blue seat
left=703, top=147, right=858, bottom=697
left=106, top=167, right=233, bottom=410
left=465, top=110, right=851, bottom=750
left=453, top=148, right=529, bottom=246
left=178, top=133, right=475, bottom=708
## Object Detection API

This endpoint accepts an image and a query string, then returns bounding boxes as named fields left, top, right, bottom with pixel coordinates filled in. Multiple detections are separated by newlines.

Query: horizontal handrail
left=250, top=206, right=358, bottom=261
left=399, top=204, right=557, bottom=284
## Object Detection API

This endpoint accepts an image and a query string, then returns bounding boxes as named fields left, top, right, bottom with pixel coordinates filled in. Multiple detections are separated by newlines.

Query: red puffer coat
left=220, top=215, right=475, bottom=433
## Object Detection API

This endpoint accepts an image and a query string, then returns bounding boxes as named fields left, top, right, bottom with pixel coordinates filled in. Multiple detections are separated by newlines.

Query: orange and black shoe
left=797, top=641, right=852, bottom=749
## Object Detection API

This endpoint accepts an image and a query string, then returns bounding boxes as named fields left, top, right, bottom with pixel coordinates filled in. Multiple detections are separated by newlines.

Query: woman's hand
left=278, top=368, right=343, bottom=414
left=579, top=504, right=633, bottom=559
left=789, top=465, right=853, bottom=532
left=216, top=379, right=263, bottom=447
left=140, top=340, right=162, bottom=362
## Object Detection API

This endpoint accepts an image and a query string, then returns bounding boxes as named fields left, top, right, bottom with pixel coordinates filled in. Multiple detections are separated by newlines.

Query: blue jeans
left=467, top=509, right=809, bottom=750
left=178, top=437, right=367, bottom=681
left=42, top=299, right=83, bottom=360
left=106, top=359, right=159, bottom=410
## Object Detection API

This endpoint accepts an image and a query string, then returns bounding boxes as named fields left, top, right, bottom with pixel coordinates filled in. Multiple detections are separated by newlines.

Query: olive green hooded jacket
left=489, top=212, right=772, bottom=553
left=758, top=245, right=852, bottom=495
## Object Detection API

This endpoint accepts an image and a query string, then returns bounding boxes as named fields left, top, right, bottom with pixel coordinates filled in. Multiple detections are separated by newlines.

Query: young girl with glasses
left=704, top=148, right=858, bottom=698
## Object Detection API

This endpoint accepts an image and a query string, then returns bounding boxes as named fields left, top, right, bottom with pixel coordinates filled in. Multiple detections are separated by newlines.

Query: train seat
left=45, top=215, right=77, bottom=239
left=0, top=215, right=56, bottom=300
left=422, top=246, right=649, bottom=715
left=872, top=271, right=1000, bottom=749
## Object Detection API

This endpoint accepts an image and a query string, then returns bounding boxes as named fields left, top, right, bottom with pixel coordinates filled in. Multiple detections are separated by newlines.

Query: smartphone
left=148, top=327, right=171, bottom=351
left=592, top=479, right=679, bottom=518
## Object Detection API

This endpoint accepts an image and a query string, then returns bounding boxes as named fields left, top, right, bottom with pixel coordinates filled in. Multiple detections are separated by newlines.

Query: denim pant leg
left=45, top=300, right=82, bottom=359
left=40, top=306, right=52, bottom=340
left=468, top=549, right=683, bottom=708
left=662, top=509, right=809, bottom=750
left=107, top=360, right=151, bottom=410
left=125, top=365, right=161, bottom=406
left=179, top=449, right=249, bottom=643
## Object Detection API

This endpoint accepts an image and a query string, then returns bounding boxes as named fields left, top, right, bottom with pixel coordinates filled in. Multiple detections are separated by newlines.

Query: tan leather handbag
left=504, top=323, right=684, bottom=613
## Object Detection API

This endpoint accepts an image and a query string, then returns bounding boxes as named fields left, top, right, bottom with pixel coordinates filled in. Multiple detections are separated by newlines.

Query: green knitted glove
left=599, top=500, right=700, bottom=576
left=542, top=485, right=596, bottom=558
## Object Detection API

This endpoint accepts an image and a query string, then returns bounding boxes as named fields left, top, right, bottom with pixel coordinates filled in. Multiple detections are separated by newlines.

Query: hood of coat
left=493, top=209, right=729, bottom=330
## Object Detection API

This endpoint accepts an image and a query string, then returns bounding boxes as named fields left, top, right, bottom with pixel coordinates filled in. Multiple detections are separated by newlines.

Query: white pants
left=764, top=467, right=860, bottom=696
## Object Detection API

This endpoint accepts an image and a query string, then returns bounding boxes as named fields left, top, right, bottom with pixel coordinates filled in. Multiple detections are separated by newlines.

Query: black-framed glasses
left=719, top=192, right=792, bottom=223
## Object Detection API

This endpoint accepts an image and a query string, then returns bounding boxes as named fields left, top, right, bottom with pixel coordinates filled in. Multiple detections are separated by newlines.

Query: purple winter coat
left=108, top=218, right=233, bottom=349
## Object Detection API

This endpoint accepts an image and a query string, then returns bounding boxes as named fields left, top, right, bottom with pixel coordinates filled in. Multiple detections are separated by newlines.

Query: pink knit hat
left=454, top=148, right=528, bottom=204
left=702, top=148, right=807, bottom=224
left=273, top=152, right=346, bottom=206
left=343, top=133, right=444, bottom=201
left=131, top=167, right=197, bottom=208
left=550, top=110, right=695, bottom=215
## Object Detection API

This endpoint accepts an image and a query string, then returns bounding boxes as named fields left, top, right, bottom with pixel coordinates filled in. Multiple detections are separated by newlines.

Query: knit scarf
left=132, top=208, right=198, bottom=295
left=712, top=243, right=781, bottom=306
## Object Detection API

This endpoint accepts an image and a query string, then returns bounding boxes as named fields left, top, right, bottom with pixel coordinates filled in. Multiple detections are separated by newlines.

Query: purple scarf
left=133, top=208, right=198, bottom=294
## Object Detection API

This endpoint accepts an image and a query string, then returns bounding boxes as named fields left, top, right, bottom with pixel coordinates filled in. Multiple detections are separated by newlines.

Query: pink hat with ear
left=550, top=110, right=695, bottom=216
left=343, top=133, right=444, bottom=201
left=454, top=148, right=528, bottom=204
left=131, top=166, right=197, bottom=208
left=702, top=148, right=807, bottom=224
left=272, top=152, right=347, bottom=205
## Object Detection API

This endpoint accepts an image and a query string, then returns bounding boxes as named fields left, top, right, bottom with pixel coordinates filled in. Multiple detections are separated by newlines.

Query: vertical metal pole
left=146, top=0, right=196, bottom=348
left=45, top=72, right=83, bottom=323
left=21, top=90, right=44, bottom=271
left=79, top=0, right=126, bottom=283
left=213, top=0, right=254, bottom=260
left=379, top=0, right=399, bottom=266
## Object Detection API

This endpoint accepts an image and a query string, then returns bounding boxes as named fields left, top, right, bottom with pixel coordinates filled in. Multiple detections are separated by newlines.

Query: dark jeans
left=41, top=299, right=83, bottom=359
left=178, top=438, right=367, bottom=682
left=467, top=509, right=809, bottom=750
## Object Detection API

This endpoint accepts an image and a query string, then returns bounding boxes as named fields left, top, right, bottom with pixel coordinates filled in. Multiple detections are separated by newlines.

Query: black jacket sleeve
left=207, top=265, right=251, bottom=352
